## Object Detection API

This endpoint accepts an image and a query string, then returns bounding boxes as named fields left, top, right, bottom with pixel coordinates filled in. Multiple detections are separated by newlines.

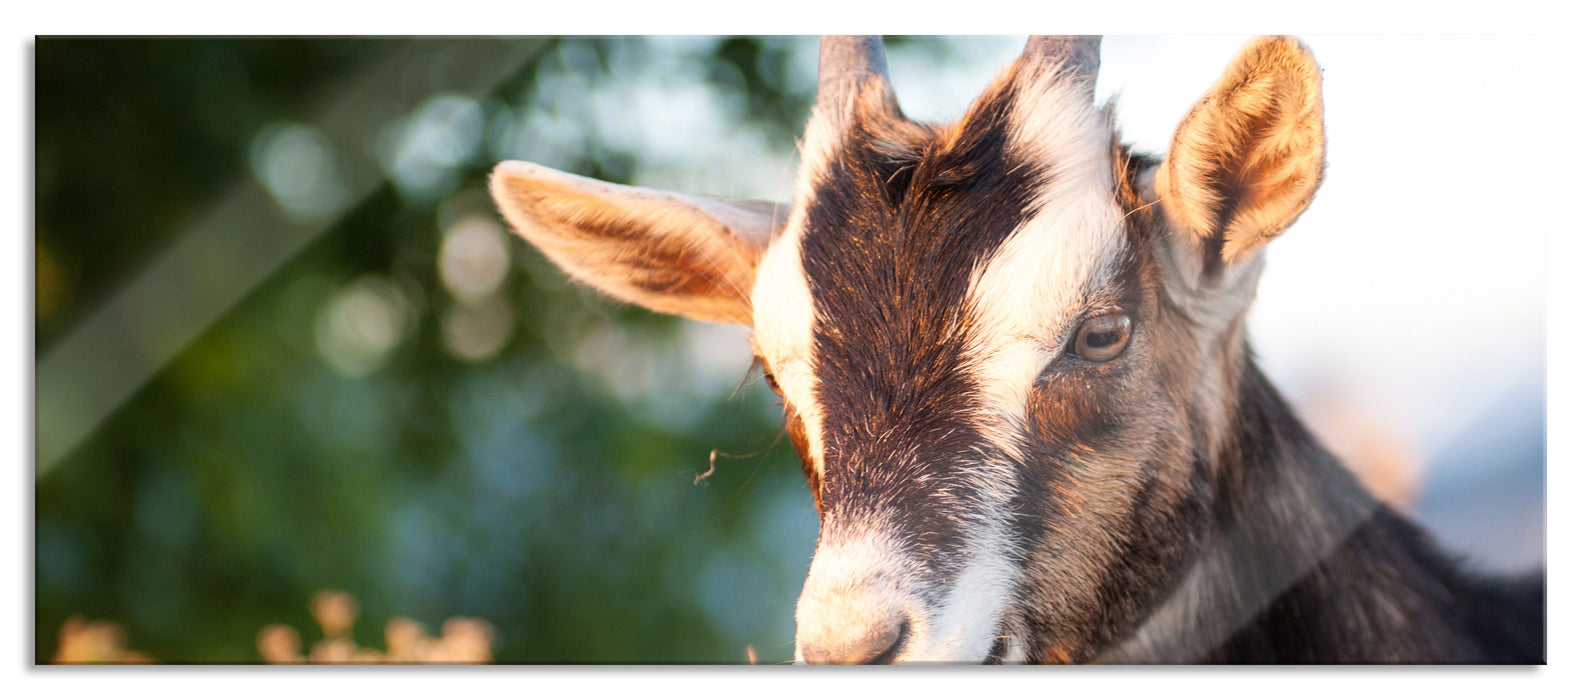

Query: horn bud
left=1022, top=35, right=1102, bottom=99
left=816, top=35, right=892, bottom=110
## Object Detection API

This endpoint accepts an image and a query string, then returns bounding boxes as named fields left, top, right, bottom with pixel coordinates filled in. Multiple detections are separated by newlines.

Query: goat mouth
left=984, top=633, right=1010, bottom=664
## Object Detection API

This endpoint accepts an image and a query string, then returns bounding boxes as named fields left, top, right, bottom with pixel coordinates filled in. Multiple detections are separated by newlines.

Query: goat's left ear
left=1155, top=36, right=1325, bottom=265
left=491, top=161, right=785, bottom=325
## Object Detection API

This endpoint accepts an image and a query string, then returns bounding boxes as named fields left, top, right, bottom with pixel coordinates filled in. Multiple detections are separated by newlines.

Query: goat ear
left=1156, top=36, right=1325, bottom=266
left=490, top=161, right=785, bottom=325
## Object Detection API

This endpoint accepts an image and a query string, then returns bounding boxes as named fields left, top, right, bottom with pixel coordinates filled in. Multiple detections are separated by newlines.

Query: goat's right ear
left=490, top=161, right=785, bottom=325
left=1155, top=36, right=1325, bottom=268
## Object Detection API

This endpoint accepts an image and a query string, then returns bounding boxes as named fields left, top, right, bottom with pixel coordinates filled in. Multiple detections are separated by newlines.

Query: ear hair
left=490, top=161, right=785, bottom=325
left=1156, top=36, right=1326, bottom=269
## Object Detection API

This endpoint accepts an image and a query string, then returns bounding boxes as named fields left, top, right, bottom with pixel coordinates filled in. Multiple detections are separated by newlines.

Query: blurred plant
left=51, top=616, right=154, bottom=664
left=35, top=37, right=810, bottom=665
left=258, top=590, right=495, bottom=664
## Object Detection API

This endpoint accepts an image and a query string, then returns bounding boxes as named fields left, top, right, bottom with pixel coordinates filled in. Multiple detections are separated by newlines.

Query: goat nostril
left=861, top=620, right=909, bottom=665
left=801, top=619, right=910, bottom=665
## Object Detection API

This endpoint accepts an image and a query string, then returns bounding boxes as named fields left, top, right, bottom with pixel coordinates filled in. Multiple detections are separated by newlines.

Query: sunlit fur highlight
left=752, top=230, right=826, bottom=479
left=489, top=161, right=781, bottom=325
left=1154, top=36, right=1325, bottom=266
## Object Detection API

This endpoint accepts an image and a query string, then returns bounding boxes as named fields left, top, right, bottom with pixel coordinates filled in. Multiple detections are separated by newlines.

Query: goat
left=488, top=36, right=1545, bottom=664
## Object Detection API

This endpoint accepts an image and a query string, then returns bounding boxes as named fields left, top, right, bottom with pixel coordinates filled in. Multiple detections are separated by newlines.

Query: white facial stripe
left=794, top=97, right=855, bottom=219
left=943, top=83, right=1123, bottom=664
left=749, top=88, right=860, bottom=480
left=752, top=213, right=826, bottom=478
left=1006, top=68, right=1113, bottom=178
left=902, top=503, right=1018, bottom=662
left=966, top=79, right=1126, bottom=459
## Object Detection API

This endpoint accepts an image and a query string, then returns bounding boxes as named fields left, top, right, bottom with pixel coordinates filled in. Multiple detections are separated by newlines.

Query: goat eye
left=1072, top=313, right=1132, bottom=362
left=763, top=370, right=783, bottom=396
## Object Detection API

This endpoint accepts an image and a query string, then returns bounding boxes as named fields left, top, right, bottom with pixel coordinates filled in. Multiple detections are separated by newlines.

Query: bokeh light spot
left=249, top=123, right=348, bottom=222
left=442, top=294, right=514, bottom=363
left=379, top=94, right=484, bottom=201
left=438, top=216, right=511, bottom=303
left=314, top=276, right=412, bottom=377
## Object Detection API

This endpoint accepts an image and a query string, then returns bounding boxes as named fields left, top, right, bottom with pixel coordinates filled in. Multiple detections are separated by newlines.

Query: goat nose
left=799, top=619, right=909, bottom=665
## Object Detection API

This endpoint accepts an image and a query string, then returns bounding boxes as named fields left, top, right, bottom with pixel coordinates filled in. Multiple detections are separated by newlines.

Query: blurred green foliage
left=35, top=37, right=978, bottom=664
